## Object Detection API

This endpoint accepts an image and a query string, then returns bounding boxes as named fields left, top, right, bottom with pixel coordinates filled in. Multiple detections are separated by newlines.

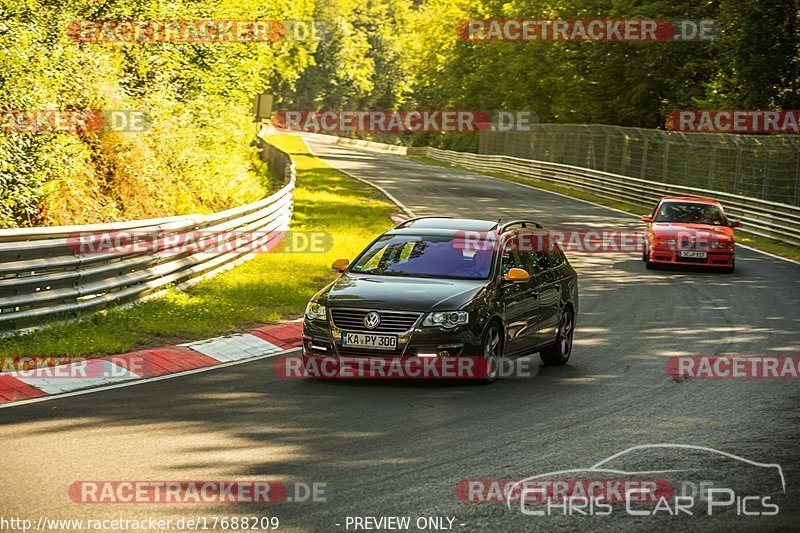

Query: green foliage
left=0, top=134, right=395, bottom=357
left=707, top=0, right=800, bottom=109
left=0, top=0, right=317, bottom=227
left=281, top=0, right=414, bottom=110
left=1, top=0, right=796, bottom=225
left=403, top=0, right=717, bottom=130
left=288, top=0, right=798, bottom=150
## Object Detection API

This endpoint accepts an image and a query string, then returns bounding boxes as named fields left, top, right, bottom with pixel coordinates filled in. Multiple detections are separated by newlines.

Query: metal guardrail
left=480, top=125, right=800, bottom=206
left=408, top=146, right=800, bottom=245
left=0, top=134, right=295, bottom=332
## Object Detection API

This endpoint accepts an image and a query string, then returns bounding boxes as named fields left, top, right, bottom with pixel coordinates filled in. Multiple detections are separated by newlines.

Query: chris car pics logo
left=504, top=444, right=785, bottom=518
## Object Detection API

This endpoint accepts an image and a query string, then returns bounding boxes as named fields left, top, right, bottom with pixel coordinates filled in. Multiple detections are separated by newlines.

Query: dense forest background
left=1, top=0, right=798, bottom=227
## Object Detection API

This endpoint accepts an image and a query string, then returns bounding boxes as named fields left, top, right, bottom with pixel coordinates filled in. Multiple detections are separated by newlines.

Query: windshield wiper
left=352, top=270, right=437, bottom=279
left=351, top=270, right=404, bottom=276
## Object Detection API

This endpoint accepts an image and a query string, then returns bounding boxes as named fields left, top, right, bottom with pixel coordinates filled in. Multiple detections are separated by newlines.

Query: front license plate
left=679, top=251, right=707, bottom=258
left=341, top=332, right=398, bottom=350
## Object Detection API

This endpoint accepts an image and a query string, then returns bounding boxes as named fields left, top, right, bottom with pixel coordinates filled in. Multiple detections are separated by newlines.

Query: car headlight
left=423, top=311, right=469, bottom=328
left=656, top=238, right=677, bottom=246
left=305, top=301, right=327, bottom=321
left=710, top=241, right=731, bottom=249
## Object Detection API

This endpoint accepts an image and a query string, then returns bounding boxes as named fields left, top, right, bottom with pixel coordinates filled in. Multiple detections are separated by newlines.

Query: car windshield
left=654, top=202, right=726, bottom=225
left=349, top=234, right=494, bottom=280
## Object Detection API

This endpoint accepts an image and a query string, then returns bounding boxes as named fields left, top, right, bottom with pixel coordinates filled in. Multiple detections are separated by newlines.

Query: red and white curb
left=0, top=322, right=302, bottom=407
left=0, top=212, right=405, bottom=408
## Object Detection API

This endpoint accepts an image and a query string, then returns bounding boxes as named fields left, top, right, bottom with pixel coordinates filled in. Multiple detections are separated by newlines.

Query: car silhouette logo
left=504, top=443, right=786, bottom=511
left=364, top=312, right=381, bottom=330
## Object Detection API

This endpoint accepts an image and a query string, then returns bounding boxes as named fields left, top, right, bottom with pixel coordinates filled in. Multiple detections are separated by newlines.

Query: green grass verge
left=0, top=135, right=395, bottom=357
left=409, top=155, right=800, bottom=262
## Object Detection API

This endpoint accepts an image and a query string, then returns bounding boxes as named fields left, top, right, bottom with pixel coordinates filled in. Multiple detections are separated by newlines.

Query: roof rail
left=496, top=220, right=544, bottom=232
left=394, top=216, right=453, bottom=229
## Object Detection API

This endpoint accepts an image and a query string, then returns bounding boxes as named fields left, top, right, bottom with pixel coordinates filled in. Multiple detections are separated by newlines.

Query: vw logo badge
left=363, top=311, right=381, bottom=330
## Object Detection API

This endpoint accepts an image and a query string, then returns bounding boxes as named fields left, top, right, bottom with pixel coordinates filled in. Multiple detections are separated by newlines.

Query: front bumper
left=649, top=247, right=734, bottom=267
left=301, top=316, right=484, bottom=361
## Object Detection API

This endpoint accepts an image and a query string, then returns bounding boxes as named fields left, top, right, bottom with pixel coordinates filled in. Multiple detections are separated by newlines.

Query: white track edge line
left=0, top=347, right=301, bottom=410
left=303, top=136, right=416, bottom=218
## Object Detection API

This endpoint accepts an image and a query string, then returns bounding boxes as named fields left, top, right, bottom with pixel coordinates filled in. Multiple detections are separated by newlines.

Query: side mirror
left=641, top=215, right=652, bottom=223
left=331, top=258, right=350, bottom=272
left=729, top=220, right=741, bottom=228
left=503, top=268, right=531, bottom=283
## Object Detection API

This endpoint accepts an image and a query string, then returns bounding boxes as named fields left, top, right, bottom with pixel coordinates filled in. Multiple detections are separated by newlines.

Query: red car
left=642, top=196, right=741, bottom=272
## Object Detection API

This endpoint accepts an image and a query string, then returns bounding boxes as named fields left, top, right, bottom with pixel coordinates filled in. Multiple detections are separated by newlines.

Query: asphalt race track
left=1, top=140, right=799, bottom=532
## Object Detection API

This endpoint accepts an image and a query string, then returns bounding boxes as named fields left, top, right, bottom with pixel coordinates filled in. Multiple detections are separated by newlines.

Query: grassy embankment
left=0, top=134, right=394, bottom=357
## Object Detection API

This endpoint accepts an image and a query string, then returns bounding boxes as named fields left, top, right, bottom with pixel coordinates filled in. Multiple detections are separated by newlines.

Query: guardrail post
left=683, top=145, right=692, bottom=186
left=621, top=136, right=629, bottom=176
left=707, top=146, right=717, bottom=189
left=640, top=138, right=649, bottom=179
left=734, top=147, right=742, bottom=194
left=795, top=150, right=800, bottom=206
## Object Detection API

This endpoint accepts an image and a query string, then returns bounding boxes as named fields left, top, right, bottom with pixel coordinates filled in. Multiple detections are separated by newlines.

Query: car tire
left=721, top=260, right=735, bottom=274
left=479, top=322, right=502, bottom=384
left=540, top=307, right=574, bottom=366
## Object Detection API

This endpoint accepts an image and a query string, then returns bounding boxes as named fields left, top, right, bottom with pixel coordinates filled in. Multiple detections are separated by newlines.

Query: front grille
left=330, top=308, right=421, bottom=334
left=337, top=345, right=404, bottom=358
left=679, top=240, right=708, bottom=251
